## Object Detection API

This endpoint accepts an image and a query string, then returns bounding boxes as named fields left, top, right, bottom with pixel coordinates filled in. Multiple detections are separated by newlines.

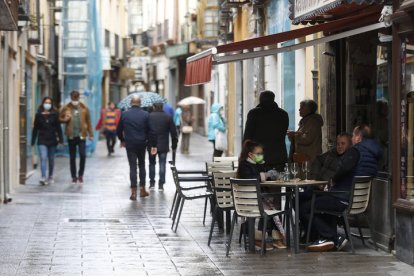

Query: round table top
left=261, top=179, right=328, bottom=187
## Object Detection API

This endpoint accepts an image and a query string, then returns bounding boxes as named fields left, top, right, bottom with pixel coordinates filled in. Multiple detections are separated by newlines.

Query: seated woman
left=236, top=140, right=286, bottom=250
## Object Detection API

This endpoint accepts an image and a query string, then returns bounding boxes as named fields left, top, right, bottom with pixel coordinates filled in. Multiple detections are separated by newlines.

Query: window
left=204, top=9, right=218, bottom=38
left=115, top=34, right=119, bottom=58
left=105, top=29, right=110, bottom=48
left=401, top=40, right=414, bottom=201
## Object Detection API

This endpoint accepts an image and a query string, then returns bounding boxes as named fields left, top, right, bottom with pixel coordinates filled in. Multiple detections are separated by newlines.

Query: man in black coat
left=243, top=90, right=289, bottom=171
left=117, top=96, right=157, bottom=200
left=148, top=102, right=178, bottom=191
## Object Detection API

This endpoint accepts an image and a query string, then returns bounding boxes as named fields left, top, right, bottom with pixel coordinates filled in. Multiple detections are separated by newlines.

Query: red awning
left=184, top=55, right=213, bottom=86
left=184, top=7, right=383, bottom=86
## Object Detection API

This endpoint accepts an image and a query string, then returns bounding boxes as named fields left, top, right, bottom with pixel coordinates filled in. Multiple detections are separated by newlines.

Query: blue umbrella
left=118, top=91, right=166, bottom=110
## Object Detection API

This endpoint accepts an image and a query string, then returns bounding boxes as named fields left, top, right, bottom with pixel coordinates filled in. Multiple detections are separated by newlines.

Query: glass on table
left=302, top=161, right=310, bottom=181
left=291, top=162, right=299, bottom=180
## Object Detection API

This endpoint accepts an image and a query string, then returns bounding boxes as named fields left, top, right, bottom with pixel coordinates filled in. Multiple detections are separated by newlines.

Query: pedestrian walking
left=31, top=97, right=63, bottom=185
left=117, top=96, right=157, bottom=200
left=180, top=105, right=193, bottom=154
left=148, top=102, right=178, bottom=191
left=163, top=103, right=174, bottom=118
left=95, top=102, right=121, bottom=156
left=243, top=90, right=289, bottom=171
left=208, top=103, right=227, bottom=158
left=59, top=90, right=94, bottom=184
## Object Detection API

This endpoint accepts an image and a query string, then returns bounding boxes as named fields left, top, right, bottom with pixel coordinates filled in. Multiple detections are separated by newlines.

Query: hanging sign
left=291, top=0, right=341, bottom=23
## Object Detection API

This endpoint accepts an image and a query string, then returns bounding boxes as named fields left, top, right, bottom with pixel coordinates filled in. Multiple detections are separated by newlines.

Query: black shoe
left=307, top=239, right=334, bottom=252
left=149, top=183, right=155, bottom=190
left=335, top=235, right=348, bottom=251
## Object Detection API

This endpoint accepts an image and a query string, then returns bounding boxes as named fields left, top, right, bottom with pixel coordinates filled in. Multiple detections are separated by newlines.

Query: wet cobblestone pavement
left=1, top=134, right=414, bottom=275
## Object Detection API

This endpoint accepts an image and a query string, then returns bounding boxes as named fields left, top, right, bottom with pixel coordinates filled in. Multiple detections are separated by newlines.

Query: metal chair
left=206, top=161, right=234, bottom=176
left=208, top=171, right=236, bottom=246
left=170, top=165, right=213, bottom=233
left=306, top=176, right=374, bottom=254
left=226, top=178, right=291, bottom=256
left=213, top=156, right=238, bottom=163
left=168, top=161, right=208, bottom=218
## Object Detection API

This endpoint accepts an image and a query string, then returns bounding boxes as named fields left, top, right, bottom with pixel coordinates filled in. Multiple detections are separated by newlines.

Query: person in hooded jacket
left=243, top=90, right=289, bottom=171
left=208, top=103, right=227, bottom=158
left=288, top=99, right=323, bottom=167
left=32, top=97, right=63, bottom=185
left=352, top=124, right=383, bottom=176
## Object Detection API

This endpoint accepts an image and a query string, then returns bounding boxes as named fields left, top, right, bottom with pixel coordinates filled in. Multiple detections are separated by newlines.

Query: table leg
left=248, top=218, right=255, bottom=252
left=294, top=187, right=299, bottom=254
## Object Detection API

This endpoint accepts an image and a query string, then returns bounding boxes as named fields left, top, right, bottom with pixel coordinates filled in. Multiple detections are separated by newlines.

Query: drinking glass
left=302, top=161, right=310, bottom=181
left=291, top=162, right=299, bottom=180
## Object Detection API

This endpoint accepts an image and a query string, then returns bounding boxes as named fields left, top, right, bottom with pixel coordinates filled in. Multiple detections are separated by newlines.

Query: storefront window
left=402, top=40, right=414, bottom=201
left=346, top=34, right=391, bottom=173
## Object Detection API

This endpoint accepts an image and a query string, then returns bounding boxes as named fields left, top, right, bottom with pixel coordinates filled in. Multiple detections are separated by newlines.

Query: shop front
left=391, top=0, right=414, bottom=265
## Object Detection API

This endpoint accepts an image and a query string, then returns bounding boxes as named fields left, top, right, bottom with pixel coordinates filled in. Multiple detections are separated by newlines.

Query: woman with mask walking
left=31, top=97, right=63, bottom=185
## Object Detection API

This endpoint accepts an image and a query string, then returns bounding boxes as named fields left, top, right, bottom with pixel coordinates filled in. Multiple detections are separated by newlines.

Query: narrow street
left=0, top=134, right=411, bottom=275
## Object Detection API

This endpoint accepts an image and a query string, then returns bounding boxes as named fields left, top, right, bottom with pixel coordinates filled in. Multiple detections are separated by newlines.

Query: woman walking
left=208, top=103, right=226, bottom=158
left=31, top=97, right=63, bottom=185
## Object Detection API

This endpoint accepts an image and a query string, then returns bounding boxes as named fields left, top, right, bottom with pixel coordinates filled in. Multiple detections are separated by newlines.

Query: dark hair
left=354, top=124, right=373, bottom=139
left=238, top=140, right=262, bottom=162
left=259, top=90, right=275, bottom=104
left=300, top=99, right=318, bottom=114
left=70, top=90, right=80, bottom=98
left=37, top=96, right=56, bottom=113
left=153, top=102, right=163, bottom=111
left=337, top=132, right=352, bottom=145
left=237, top=140, right=263, bottom=178
left=108, top=101, right=114, bottom=106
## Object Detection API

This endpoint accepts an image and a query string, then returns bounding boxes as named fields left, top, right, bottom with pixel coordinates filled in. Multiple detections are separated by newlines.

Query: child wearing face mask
left=236, top=139, right=286, bottom=251
left=32, top=97, right=63, bottom=185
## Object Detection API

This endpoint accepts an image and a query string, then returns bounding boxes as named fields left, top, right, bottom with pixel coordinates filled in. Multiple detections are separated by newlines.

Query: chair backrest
left=230, top=178, right=263, bottom=218
left=348, top=176, right=373, bottom=215
left=212, top=171, right=236, bottom=209
left=213, top=156, right=238, bottom=163
left=206, top=161, right=234, bottom=176
left=170, top=165, right=183, bottom=195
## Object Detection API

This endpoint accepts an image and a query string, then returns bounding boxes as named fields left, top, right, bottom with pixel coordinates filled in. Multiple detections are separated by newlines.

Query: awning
left=184, top=7, right=389, bottom=86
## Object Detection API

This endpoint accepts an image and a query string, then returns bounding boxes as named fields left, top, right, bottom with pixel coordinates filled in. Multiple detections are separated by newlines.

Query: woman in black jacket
left=32, top=97, right=63, bottom=185
left=236, top=140, right=286, bottom=250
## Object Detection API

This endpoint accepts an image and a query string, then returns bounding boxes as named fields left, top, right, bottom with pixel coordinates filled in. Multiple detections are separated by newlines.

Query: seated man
left=300, top=133, right=360, bottom=252
left=352, top=124, right=382, bottom=177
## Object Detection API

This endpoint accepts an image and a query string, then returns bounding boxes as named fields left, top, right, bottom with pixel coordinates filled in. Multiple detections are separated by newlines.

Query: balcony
left=0, top=0, right=19, bottom=30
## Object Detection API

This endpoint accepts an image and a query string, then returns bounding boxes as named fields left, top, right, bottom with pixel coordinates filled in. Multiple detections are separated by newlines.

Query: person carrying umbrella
left=148, top=101, right=178, bottom=191
left=116, top=96, right=157, bottom=200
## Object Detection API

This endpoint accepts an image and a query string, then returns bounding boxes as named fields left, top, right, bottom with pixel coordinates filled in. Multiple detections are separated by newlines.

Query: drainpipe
left=0, top=35, right=5, bottom=201
left=19, top=28, right=27, bottom=185
left=253, top=1, right=265, bottom=100
left=2, top=34, right=10, bottom=203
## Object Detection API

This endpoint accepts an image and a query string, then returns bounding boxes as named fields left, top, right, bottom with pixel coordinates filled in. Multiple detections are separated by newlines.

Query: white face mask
left=71, top=100, right=79, bottom=106
left=43, top=103, right=52, bottom=111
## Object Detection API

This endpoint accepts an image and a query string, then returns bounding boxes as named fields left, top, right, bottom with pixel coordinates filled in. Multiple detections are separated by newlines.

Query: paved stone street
left=0, top=133, right=413, bottom=275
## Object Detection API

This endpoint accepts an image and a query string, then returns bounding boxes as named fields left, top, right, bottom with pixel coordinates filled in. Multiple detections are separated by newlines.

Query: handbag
left=182, top=126, right=193, bottom=134
left=215, top=129, right=227, bottom=151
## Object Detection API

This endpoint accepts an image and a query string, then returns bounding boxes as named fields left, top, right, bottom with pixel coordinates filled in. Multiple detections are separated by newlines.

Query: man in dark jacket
left=352, top=124, right=383, bottom=176
left=148, top=102, right=178, bottom=191
left=301, top=133, right=360, bottom=252
left=243, top=90, right=289, bottom=171
left=117, top=96, right=157, bottom=200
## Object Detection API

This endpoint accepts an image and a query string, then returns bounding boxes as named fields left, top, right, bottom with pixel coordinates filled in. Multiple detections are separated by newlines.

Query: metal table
left=261, top=179, right=328, bottom=254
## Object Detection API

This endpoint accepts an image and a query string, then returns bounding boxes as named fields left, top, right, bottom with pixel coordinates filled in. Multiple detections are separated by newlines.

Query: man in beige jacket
left=59, top=90, right=94, bottom=184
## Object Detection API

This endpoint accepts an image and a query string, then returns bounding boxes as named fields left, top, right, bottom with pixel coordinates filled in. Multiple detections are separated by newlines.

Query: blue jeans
left=38, top=145, right=57, bottom=178
left=149, top=152, right=167, bottom=185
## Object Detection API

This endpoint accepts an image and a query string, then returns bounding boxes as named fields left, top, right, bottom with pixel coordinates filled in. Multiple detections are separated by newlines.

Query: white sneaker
left=39, top=177, right=47, bottom=185
left=48, top=177, right=54, bottom=184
